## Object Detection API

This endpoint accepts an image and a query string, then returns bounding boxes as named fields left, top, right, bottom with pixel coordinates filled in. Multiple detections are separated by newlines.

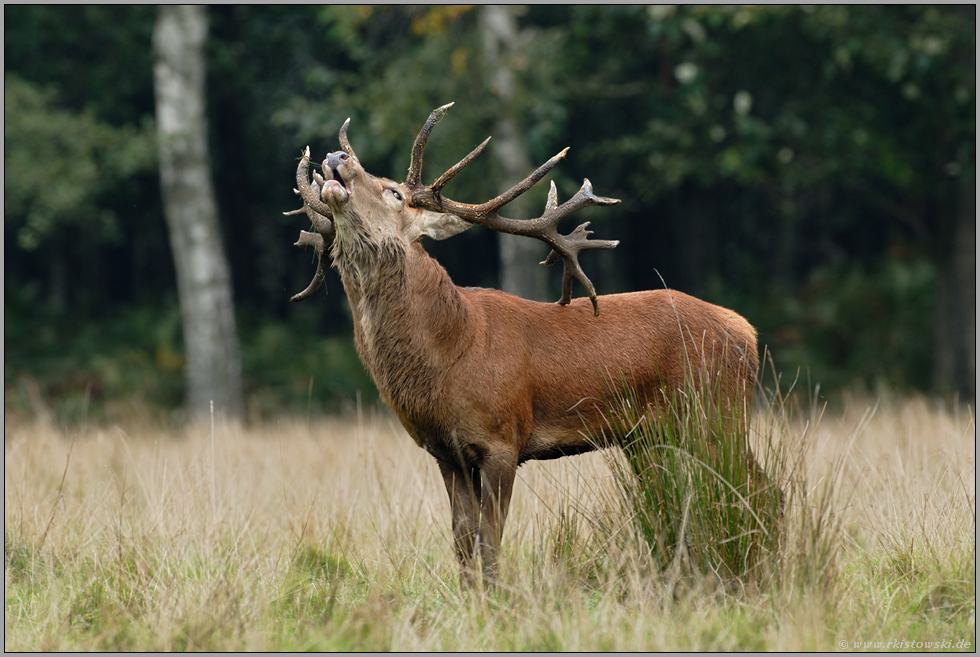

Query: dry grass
left=4, top=395, right=976, bottom=651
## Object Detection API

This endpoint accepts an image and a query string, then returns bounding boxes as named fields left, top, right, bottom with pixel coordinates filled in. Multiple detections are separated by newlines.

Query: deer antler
left=286, top=147, right=336, bottom=302
left=404, top=104, right=620, bottom=316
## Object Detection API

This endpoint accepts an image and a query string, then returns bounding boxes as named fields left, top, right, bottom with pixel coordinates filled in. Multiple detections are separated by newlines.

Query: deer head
left=288, top=103, right=621, bottom=314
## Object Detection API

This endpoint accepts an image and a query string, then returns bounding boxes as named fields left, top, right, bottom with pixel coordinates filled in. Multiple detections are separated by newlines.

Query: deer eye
left=387, top=189, right=402, bottom=201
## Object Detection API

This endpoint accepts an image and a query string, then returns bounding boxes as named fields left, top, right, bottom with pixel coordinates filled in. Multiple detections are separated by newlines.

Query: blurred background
left=4, top=6, right=975, bottom=425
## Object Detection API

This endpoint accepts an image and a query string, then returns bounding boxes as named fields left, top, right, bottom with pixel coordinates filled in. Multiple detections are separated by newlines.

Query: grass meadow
left=4, top=393, right=976, bottom=651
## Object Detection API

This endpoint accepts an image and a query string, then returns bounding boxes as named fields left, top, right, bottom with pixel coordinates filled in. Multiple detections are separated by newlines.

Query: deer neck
left=331, top=233, right=467, bottom=419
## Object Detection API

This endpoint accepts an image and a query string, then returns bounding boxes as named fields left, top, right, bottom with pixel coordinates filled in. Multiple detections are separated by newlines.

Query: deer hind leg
left=477, top=449, right=519, bottom=586
left=438, top=460, right=482, bottom=589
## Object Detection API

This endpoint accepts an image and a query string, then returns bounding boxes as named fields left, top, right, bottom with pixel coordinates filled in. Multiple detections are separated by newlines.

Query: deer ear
left=416, top=210, right=473, bottom=241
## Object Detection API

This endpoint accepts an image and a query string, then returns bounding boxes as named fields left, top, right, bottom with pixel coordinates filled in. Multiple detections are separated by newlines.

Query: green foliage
left=239, top=315, right=378, bottom=421
left=705, top=256, right=937, bottom=395
left=580, top=5, right=974, bottom=199
left=774, top=258, right=936, bottom=392
left=274, top=6, right=568, bottom=202
left=4, top=76, right=156, bottom=250
left=556, top=5, right=973, bottom=395
left=4, top=302, right=378, bottom=425
left=4, top=6, right=158, bottom=125
left=4, top=301, right=185, bottom=424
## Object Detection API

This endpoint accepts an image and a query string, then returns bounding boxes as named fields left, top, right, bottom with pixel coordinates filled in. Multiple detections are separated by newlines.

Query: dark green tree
left=554, top=5, right=974, bottom=394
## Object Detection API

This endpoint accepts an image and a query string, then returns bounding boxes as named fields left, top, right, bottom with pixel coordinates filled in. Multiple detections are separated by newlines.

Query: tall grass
left=600, top=387, right=782, bottom=589
left=586, top=354, right=860, bottom=614
left=4, top=392, right=975, bottom=650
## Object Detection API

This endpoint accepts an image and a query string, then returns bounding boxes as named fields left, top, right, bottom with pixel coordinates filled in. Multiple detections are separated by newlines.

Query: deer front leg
left=438, top=460, right=481, bottom=589
left=477, top=450, right=519, bottom=585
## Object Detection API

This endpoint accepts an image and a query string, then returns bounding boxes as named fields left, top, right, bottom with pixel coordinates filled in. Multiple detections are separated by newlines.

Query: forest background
left=4, top=5, right=975, bottom=424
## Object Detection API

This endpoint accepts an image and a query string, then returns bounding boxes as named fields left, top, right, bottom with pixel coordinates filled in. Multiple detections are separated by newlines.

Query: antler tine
left=406, top=102, right=454, bottom=188
left=288, top=174, right=335, bottom=237
left=295, top=147, right=334, bottom=219
left=429, top=136, right=491, bottom=194
left=432, top=175, right=620, bottom=315
left=535, top=180, right=620, bottom=316
left=288, top=148, right=336, bottom=303
left=543, top=219, right=620, bottom=315
left=418, top=147, right=569, bottom=219
left=404, top=105, right=620, bottom=314
left=289, top=229, right=329, bottom=303
left=338, top=118, right=355, bottom=158
left=402, top=106, right=567, bottom=219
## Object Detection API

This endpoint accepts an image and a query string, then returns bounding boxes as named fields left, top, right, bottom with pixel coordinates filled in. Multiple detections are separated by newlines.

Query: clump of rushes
left=597, top=355, right=841, bottom=593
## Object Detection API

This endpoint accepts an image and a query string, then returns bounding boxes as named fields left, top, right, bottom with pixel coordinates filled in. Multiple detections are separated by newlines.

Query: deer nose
left=326, top=151, right=349, bottom=171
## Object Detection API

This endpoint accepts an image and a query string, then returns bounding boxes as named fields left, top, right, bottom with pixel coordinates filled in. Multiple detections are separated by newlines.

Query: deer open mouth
left=321, top=163, right=350, bottom=204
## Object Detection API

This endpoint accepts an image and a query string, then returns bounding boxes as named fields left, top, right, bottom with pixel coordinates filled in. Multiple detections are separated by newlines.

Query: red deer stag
left=285, top=104, right=761, bottom=586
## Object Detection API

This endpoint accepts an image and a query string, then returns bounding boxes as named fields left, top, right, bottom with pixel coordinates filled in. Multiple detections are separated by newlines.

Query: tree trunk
left=481, top=5, right=550, bottom=302
left=153, top=6, right=244, bottom=421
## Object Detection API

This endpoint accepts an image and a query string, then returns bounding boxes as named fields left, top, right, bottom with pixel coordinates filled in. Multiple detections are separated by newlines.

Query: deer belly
left=520, top=427, right=600, bottom=463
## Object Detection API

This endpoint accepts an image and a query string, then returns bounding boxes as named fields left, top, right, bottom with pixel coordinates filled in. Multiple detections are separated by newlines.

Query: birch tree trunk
left=481, top=5, right=550, bottom=302
left=153, top=5, right=244, bottom=421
